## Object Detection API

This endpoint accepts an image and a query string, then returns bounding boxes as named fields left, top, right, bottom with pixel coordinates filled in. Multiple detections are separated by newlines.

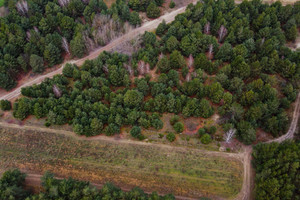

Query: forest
left=0, top=169, right=176, bottom=200
left=7, top=0, right=300, bottom=145
left=0, top=0, right=164, bottom=90
left=252, top=141, right=300, bottom=200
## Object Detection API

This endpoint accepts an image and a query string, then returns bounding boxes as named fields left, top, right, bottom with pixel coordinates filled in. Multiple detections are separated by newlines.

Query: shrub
left=130, top=126, right=142, bottom=138
left=0, top=100, right=11, bottom=111
left=173, top=122, right=184, bottom=133
left=166, top=132, right=176, bottom=142
left=209, top=126, right=217, bottom=135
left=200, top=134, right=212, bottom=144
left=170, top=115, right=180, bottom=125
left=197, top=128, right=206, bottom=137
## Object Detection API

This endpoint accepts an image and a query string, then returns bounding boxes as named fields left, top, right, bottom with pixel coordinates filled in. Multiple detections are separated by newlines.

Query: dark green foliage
left=130, top=126, right=143, bottom=139
left=129, top=11, right=141, bottom=26
left=169, top=50, right=186, bottom=69
left=63, top=63, right=77, bottom=78
left=0, top=170, right=175, bottom=200
left=30, top=54, right=44, bottom=73
left=173, top=122, right=184, bottom=133
left=146, top=2, right=161, bottom=19
left=13, top=98, right=32, bottom=120
left=166, top=132, right=176, bottom=142
left=156, top=20, right=168, bottom=37
left=124, top=90, right=143, bottom=108
left=200, top=134, right=212, bottom=144
left=170, top=115, right=180, bottom=125
left=0, top=169, right=30, bottom=200
left=44, top=43, right=61, bottom=67
left=197, top=128, right=206, bottom=137
left=157, top=56, right=170, bottom=73
left=0, top=100, right=11, bottom=111
left=236, top=121, right=256, bottom=145
left=169, top=1, right=175, bottom=8
left=70, top=34, right=86, bottom=58
left=252, top=141, right=300, bottom=200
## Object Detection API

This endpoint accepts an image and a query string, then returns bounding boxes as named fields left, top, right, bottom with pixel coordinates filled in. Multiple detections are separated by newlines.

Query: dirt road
left=267, top=92, right=300, bottom=143
left=0, top=1, right=197, bottom=101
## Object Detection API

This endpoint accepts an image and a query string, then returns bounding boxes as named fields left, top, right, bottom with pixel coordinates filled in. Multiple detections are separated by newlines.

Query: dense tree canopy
left=0, top=0, right=142, bottom=90
left=252, top=141, right=300, bottom=200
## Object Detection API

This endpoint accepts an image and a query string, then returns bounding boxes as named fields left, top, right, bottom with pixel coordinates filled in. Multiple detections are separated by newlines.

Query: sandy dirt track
left=267, top=92, right=300, bottom=143
left=0, top=1, right=197, bottom=101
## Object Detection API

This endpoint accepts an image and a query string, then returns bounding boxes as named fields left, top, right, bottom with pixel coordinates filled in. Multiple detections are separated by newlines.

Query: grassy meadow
left=0, top=126, right=243, bottom=199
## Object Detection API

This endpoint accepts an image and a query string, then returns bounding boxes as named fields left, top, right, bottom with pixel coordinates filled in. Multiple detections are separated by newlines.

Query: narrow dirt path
left=0, top=1, right=197, bottom=101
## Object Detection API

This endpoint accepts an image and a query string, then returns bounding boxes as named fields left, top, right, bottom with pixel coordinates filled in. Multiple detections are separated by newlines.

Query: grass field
left=0, top=0, right=4, bottom=7
left=0, top=126, right=243, bottom=199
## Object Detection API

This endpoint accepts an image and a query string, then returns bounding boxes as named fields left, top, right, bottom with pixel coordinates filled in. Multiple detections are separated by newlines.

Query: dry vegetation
left=0, top=126, right=243, bottom=199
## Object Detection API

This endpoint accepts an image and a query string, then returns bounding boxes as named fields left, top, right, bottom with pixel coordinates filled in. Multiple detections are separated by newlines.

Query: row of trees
left=0, top=0, right=142, bottom=90
left=0, top=169, right=175, bottom=200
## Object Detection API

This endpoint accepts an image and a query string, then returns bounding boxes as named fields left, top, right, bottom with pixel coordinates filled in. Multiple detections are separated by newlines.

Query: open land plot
left=0, top=126, right=243, bottom=199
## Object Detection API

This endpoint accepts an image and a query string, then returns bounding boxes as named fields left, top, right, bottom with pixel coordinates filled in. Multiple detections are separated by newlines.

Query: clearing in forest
left=0, top=126, right=243, bottom=199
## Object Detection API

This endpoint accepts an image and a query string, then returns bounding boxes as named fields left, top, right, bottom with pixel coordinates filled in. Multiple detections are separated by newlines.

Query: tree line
left=0, top=169, right=176, bottom=200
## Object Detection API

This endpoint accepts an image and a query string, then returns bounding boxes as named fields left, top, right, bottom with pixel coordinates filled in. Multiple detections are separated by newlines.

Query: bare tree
left=124, top=64, right=133, bottom=76
left=92, top=15, right=133, bottom=47
left=53, top=85, right=62, bottom=98
left=145, top=63, right=150, bottom=74
left=224, top=128, right=236, bottom=143
left=260, top=37, right=265, bottom=47
left=26, top=31, right=31, bottom=41
left=204, top=22, right=210, bottom=34
left=111, top=36, right=142, bottom=55
left=58, top=0, right=70, bottom=7
left=186, top=72, right=191, bottom=82
left=159, top=53, right=164, bottom=60
left=33, top=26, right=39, bottom=33
left=102, top=65, right=108, bottom=74
left=62, top=37, right=70, bottom=54
left=218, top=25, right=228, bottom=42
left=16, top=0, right=28, bottom=15
left=82, top=31, right=96, bottom=52
left=208, top=44, right=213, bottom=59
left=188, top=54, right=194, bottom=69
left=138, top=60, right=145, bottom=75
